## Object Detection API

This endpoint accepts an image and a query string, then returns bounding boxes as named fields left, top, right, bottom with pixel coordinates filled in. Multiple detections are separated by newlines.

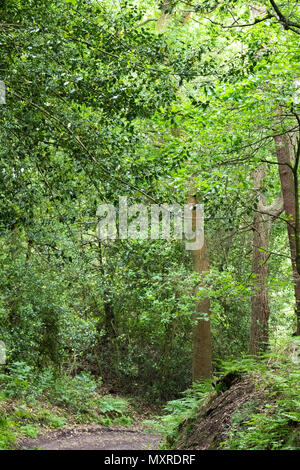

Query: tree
left=250, top=166, right=283, bottom=354
left=189, top=194, right=212, bottom=380
left=274, top=129, right=300, bottom=334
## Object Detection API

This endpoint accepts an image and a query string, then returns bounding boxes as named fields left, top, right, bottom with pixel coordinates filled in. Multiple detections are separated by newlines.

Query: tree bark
left=250, top=166, right=283, bottom=354
left=274, top=134, right=300, bottom=334
left=189, top=194, right=213, bottom=380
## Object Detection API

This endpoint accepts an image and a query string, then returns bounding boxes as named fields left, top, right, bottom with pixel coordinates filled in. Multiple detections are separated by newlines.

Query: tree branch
left=136, top=18, right=158, bottom=28
left=268, top=0, right=300, bottom=34
left=204, top=13, right=272, bottom=29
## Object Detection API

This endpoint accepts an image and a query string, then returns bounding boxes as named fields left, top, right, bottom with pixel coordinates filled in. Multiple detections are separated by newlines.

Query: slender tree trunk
left=250, top=167, right=283, bottom=354
left=274, top=134, right=300, bottom=334
left=189, top=194, right=213, bottom=380
left=161, top=3, right=212, bottom=376
left=250, top=210, right=271, bottom=354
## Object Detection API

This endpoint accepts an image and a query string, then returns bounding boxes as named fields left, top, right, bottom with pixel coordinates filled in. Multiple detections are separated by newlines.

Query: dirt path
left=19, top=425, right=163, bottom=450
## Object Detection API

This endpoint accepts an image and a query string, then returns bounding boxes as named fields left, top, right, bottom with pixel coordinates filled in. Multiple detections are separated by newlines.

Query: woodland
left=0, top=0, right=299, bottom=451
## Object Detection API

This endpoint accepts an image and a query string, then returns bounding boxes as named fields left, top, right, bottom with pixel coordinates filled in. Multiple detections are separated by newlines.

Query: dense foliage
left=0, top=0, right=299, bottom=450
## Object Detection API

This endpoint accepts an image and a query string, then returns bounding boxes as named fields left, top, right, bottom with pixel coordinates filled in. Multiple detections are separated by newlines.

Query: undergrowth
left=143, top=380, right=213, bottom=443
left=221, top=350, right=300, bottom=450
left=145, top=340, right=300, bottom=450
left=1, top=340, right=299, bottom=450
left=0, top=362, right=134, bottom=449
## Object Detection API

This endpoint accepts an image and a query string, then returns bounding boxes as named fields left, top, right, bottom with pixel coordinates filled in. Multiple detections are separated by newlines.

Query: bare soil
left=19, top=425, right=163, bottom=450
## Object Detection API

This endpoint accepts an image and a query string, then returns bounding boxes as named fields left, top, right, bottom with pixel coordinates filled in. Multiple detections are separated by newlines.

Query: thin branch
left=136, top=18, right=158, bottom=28
left=0, top=23, right=21, bottom=29
left=254, top=209, right=295, bottom=230
left=204, top=13, right=272, bottom=29
left=259, top=159, right=294, bottom=170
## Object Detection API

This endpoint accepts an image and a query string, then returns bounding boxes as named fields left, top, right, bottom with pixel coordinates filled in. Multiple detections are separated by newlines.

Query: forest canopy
left=0, top=0, right=299, bottom=452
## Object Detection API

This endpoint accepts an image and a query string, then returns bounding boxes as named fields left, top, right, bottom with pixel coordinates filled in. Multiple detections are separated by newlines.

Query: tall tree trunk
left=250, top=167, right=283, bottom=354
left=189, top=194, right=213, bottom=380
left=250, top=210, right=271, bottom=355
left=274, top=133, right=300, bottom=334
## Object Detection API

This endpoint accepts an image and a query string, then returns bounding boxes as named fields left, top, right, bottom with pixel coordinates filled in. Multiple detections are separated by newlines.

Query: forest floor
left=18, top=425, right=163, bottom=450
left=19, top=374, right=266, bottom=450
left=2, top=354, right=299, bottom=450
